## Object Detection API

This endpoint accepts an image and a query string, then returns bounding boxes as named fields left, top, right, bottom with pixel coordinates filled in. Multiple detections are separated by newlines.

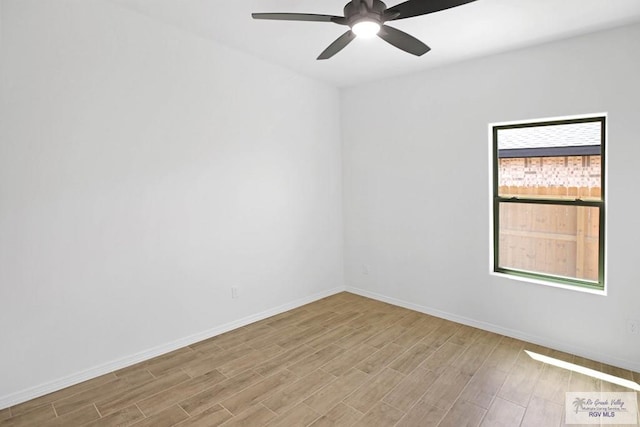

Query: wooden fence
left=498, top=186, right=600, bottom=281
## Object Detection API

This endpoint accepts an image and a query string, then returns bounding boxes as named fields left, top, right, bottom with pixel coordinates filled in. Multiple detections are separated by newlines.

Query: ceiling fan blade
left=378, top=25, right=430, bottom=56
left=252, top=13, right=344, bottom=23
left=317, top=30, right=356, bottom=60
left=385, top=0, right=476, bottom=21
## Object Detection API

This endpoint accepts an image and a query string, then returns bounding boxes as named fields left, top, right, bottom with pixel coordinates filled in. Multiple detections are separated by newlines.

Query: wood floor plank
left=520, top=395, right=563, bottom=427
left=327, top=301, right=364, bottom=315
left=0, top=409, right=9, bottom=421
left=320, top=311, right=362, bottom=329
left=297, top=311, right=339, bottom=329
left=568, top=371, right=601, bottom=393
left=266, top=403, right=320, bottom=427
left=262, top=370, right=336, bottom=415
left=247, top=342, right=284, bottom=359
left=383, top=367, right=438, bottom=412
left=182, top=344, right=253, bottom=377
left=130, top=405, right=189, bottom=427
left=472, top=330, right=503, bottom=347
left=303, top=369, right=369, bottom=414
left=321, top=344, right=378, bottom=377
left=219, top=404, right=276, bottom=426
left=176, top=404, right=232, bottom=427
left=420, top=322, right=461, bottom=351
left=332, top=300, right=367, bottom=314
left=343, top=368, right=405, bottom=413
left=482, top=337, right=524, bottom=374
left=363, top=323, right=408, bottom=349
left=397, top=401, right=447, bottom=427
left=179, top=370, right=263, bottom=415
left=438, top=400, right=486, bottom=427
left=351, top=401, right=404, bottom=427
left=452, top=341, right=499, bottom=376
left=335, top=324, right=381, bottom=349
left=531, top=363, right=570, bottom=404
left=307, top=403, right=363, bottom=427
left=243, top=326, right=301, bottom=351
left=365, top=312, right=406, bottom=332
left=275, top=325, right=329, bottom=350
left=220, top=370, right=297, bottom=415
left=54, top=372, right=154, bottom=416
left=480, top=397, right=525, bottom=426
left=217, top=346, right=283, bottom=378
left=496, top=350, right=544, bottom=407
left=390, top=342, right=435, bottom=375
left=355, top=343, right=405, bottom=376
left=447, top=325, right=482, bottom=347
left=346, top=311, right=392, bottom=330
left=83, top=405, right=144, bottom=427
left=458, top=366, right=508, bottom=409
left=419, top=366, right=473, bottom=411
left=136, top=369, right=227, bottom=416
left=288, top=345, right=346, bottom=377
left=95, top=370, right=190, bottom=416
left=305, top=326, right=356, bottom=350
left=420, top=341, right=466, bottom=377
left=0, top=404, right=56, bottom=427
left=395, top=311, right=429, bottom=328
left=253, top=345, right=316, bottom=377
left=40, top=405, right=100, bottom=426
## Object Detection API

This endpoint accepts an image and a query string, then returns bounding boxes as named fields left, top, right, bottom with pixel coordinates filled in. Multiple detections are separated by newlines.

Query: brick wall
left=499, top=155, right=601, bottom=189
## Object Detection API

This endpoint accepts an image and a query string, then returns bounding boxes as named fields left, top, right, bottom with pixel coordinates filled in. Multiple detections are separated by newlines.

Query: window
left=491, top=115, right=606, bottom=291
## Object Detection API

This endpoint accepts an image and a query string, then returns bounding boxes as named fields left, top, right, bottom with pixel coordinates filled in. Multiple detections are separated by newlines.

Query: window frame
left=491, top=115, right=606, bottom=292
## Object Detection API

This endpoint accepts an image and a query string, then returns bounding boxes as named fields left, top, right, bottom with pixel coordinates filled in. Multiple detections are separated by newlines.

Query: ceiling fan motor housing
left=344, top=0, right=387, bottom=27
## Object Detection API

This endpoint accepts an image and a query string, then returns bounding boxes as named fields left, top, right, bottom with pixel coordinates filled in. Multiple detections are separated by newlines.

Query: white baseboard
left=0, top=286, right=344, bottom=410
left=345, top=286, right=640, bottom=373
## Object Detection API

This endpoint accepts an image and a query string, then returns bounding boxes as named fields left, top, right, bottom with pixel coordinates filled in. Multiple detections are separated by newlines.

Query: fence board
left=498, top=187, right=599, bottom=282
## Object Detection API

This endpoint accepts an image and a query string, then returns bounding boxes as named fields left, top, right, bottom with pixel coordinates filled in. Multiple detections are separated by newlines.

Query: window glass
left=492, top=116, right=605, bottom=290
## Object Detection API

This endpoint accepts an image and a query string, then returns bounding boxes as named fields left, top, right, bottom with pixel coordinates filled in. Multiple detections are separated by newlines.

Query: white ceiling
left=108, top=0, right=640, bottom=87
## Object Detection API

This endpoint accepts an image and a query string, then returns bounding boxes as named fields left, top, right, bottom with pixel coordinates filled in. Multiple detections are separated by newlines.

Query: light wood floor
left=1, top=292, right=638, bottom=427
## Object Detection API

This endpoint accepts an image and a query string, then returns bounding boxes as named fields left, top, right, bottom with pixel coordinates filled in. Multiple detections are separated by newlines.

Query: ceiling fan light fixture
left=352, top=20, right=381, bottom=38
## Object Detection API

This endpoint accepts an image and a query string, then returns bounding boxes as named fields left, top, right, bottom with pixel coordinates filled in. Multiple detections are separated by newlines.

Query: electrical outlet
left=626, top=319, right=639, bottom=335
left=231, top=287, right=239, bottom=299
left=361, top=264, right=370, bottom=275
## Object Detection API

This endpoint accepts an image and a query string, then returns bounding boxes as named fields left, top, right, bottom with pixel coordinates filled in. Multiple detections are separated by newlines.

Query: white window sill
left=490, top=271, right=607, bottom=296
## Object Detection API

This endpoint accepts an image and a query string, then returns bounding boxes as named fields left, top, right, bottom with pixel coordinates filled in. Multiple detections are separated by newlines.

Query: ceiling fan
left=252, top=0, right=476, bottom=60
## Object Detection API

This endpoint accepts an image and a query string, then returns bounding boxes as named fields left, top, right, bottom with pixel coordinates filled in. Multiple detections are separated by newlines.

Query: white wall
left=342, top=23, right=640, bottom=372
left=0, top=0, right=343, bottom=405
